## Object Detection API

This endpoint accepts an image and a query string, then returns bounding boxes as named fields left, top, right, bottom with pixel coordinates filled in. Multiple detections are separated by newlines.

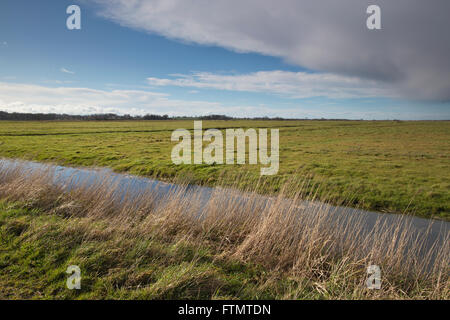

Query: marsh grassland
left=0, top=120, right=448, bottom=219
left=0, top=120, right=448, bottom=300
left=0, top=164, right=448, bottom=299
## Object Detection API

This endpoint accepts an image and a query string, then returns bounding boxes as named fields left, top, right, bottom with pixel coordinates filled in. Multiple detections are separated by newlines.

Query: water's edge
left=0, top=158, right=448, bottom=268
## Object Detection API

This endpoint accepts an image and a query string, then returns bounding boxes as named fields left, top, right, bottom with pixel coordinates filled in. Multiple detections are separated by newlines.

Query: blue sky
left=0, top=0, right=449, bottom=119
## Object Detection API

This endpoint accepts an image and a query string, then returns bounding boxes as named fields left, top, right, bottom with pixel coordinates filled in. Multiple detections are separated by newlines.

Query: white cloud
left=93, top=0, right=450, bottom=101
left=0, top=82, right=447, bottom=119
left=147, top=71, right=397, bottom=99
left=0, top=82, right=246, bottom=116
left=60, top=68, right=75, bottom=74
left=2, top=41, right=7, bottom=47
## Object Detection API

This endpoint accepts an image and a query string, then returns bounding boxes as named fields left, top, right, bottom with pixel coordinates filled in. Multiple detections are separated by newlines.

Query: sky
left=0, top=0, right=449, bottom=119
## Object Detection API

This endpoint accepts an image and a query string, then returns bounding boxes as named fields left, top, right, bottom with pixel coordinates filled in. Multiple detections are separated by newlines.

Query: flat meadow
left=0, top=120, right=448, bottom=219
left=0, top=119, right=449, bottom=300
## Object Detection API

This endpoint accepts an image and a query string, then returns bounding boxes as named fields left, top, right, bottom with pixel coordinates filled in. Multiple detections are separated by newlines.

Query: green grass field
left=0, top=120, right=448, bottom=219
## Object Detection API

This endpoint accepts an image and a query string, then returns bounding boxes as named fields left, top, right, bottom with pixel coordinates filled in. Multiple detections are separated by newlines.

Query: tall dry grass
left=0, top=162, right=448, bottom=299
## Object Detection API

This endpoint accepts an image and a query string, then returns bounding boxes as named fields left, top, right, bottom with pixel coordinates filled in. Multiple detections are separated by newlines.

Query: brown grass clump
left=0, top=162, right=448, bottom=299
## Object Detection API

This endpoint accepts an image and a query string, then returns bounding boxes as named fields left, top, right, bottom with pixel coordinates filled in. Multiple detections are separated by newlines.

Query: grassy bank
left=1, top=202, right=284, bottom=299
left=0, top=120, right=448, bottom=219
left=0, top=163, right=448, bottom=299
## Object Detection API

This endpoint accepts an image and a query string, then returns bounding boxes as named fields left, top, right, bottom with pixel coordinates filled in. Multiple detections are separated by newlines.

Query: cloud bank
left=1, top=82, right=313, bottom=118
left=1, top=82, right=447, bottom=120
left=0, top=82, right=220, bottom=116
left=147, top=71, right=397, bottom=99
left=94, top=0, right=450, bottom=101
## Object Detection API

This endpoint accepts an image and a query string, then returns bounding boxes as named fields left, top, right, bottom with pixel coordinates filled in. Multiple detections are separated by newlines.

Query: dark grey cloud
left=94, top=0, right=450, bottom=101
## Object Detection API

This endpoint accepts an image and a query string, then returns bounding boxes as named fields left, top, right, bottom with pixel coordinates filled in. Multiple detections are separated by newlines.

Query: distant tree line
left=0, top=111, right=172, bottom=121
left=0, top=110, right=360, bottom=121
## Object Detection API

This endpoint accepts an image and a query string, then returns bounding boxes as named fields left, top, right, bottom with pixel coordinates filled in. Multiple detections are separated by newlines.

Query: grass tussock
left=0, top=163, right=448, bottom=300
